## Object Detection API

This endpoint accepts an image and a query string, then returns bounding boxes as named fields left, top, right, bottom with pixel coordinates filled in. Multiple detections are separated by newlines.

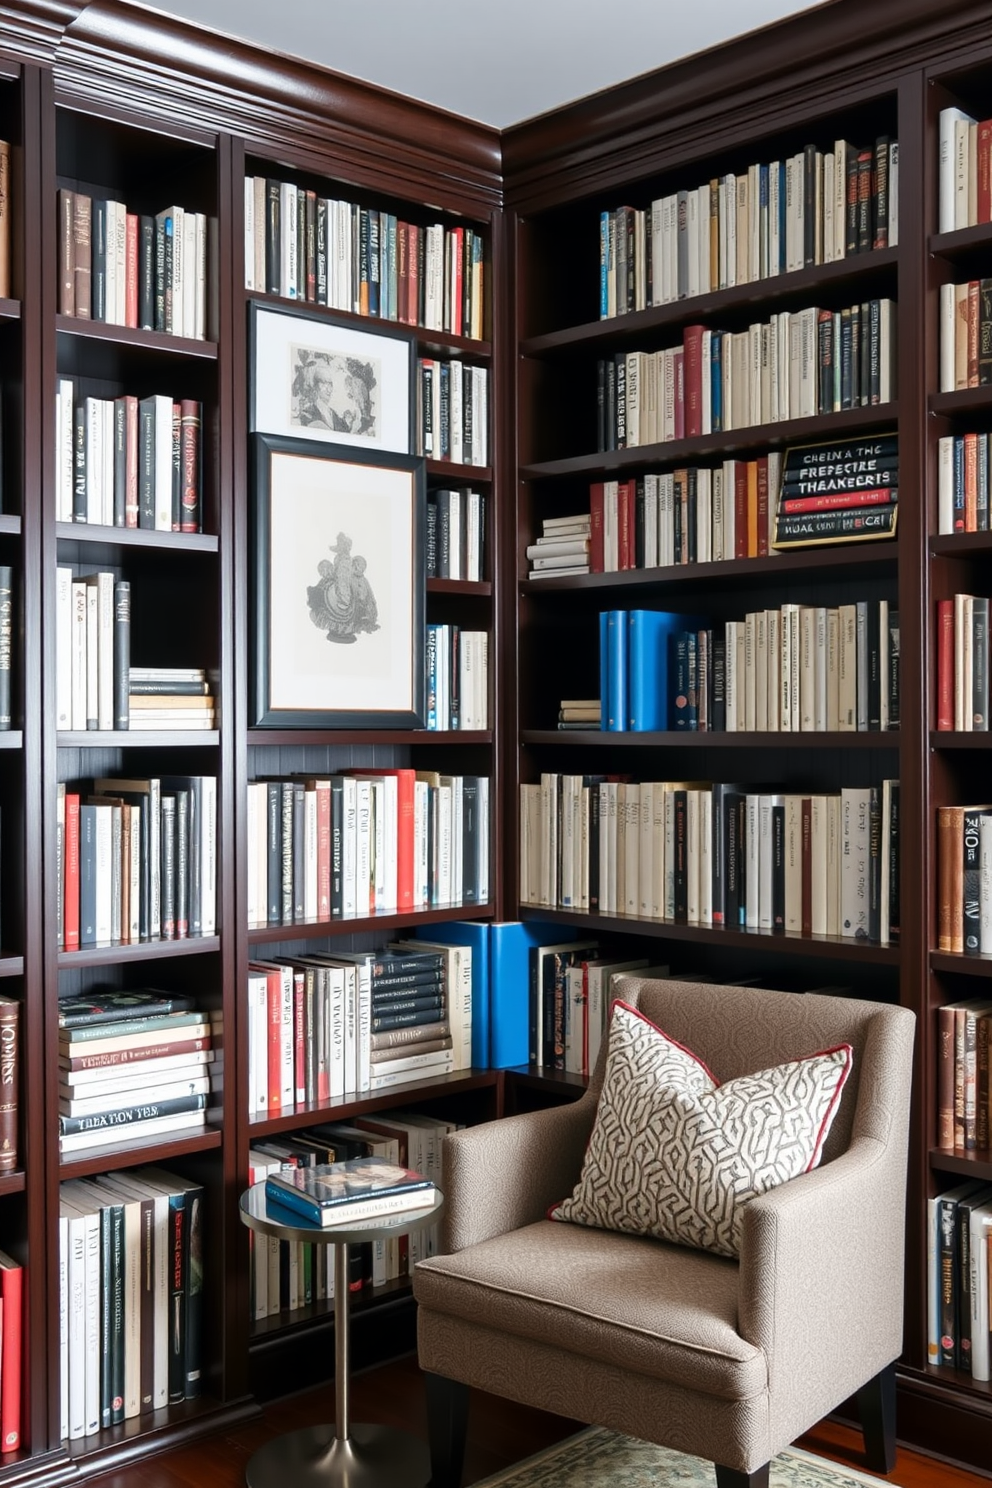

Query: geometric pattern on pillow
left=550, top=1000, right=853, bottom=1257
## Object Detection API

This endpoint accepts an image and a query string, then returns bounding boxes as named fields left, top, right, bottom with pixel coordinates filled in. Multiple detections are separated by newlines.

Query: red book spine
left=782, top=487, right=895, bottom=513
left=969, top=279, right=980, bottom=387
left=179, top=399, right=201, bottom=534
left=125, top=212, right=139, bottom=329
left=266, top=970, right=282, bottom=1113
left=0, top=1261, right=21, bottom=1451
left=756, top=455, right=769, bottom=556
left=589, top=482, right=605, bottom=572
left=801, top=797, right=813, bottom=936
left=980, top=120, right=992, bottom=225
left=392, top=770, right=416, bottom=912
left=673, top=349, right=685, bottom=440
left=682, top=324, right=705, bottom=437
left=734, top=463, right=748, bottom=560
left=617, top=480, right=632, bottom=569
left=965, top=431, right=978, bottom=531
left=64, top=792, right=80, bottom=952
left=407, top=223, right=420, bottom=327
left=293, top=973, right=305, bottom=1105
left=937, top=598, right=955, bottom=730
left=316, top=782, right=330, bottom=919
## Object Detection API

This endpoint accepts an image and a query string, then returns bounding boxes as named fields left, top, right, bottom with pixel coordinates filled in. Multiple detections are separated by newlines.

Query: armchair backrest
left=596, top=978, right=915, bottom=1165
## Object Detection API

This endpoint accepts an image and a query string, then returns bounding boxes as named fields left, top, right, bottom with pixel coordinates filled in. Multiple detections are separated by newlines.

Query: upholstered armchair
left=414, top=976, right=916, bottom=1488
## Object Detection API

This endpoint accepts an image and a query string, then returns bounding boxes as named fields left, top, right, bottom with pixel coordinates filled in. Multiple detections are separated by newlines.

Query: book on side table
left=264, top=1155, right=435, bottom=1228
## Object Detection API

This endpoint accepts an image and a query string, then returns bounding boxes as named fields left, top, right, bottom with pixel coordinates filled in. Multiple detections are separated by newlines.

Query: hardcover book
left=264, top=1155, right=434, bottom=1227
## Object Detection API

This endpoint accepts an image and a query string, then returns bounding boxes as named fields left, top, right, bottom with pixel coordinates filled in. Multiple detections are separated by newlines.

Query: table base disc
left=245, top=1422, right=431, bottom=1488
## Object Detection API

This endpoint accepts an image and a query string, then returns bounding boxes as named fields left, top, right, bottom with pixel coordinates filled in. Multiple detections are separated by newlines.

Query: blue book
left=605, top=610, right=627, bottom=731
left=710, top=331, right=723, bottom=432
left=599, top=212, right=610, bottom=318
left=628, top=610, right=704, bottom=731
left=413, top=919, right=491, bottom=1069
left=599, top=610, right=609, bottom=729
left=491, top=921, right=580, bottom=1068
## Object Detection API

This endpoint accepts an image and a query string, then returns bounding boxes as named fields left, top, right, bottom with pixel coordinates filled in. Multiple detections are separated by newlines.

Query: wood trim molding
left=502, top=0, right=992, bottom=208
left=47, top=1, right=502, bottom=212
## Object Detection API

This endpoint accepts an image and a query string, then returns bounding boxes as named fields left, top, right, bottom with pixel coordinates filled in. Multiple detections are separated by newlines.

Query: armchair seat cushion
left=414, top=1217, right=767, bottom=1402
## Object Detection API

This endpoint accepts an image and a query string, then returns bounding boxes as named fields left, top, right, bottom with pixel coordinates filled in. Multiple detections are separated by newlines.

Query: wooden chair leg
left=715, top=1465, right=770, bottom=1488
left=857, top=1360, right=897, bottom=1474
left=425, top=1372, right=469, bottom=1488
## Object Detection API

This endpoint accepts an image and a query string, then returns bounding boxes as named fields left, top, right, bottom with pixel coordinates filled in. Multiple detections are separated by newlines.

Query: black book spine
left=588, top=784, right=600, bottom=913
left=712, top=636, right=726, bottom=732
left=171, top=401, right=181, bottom=531
left=316, top=197, right=328, bottom=303
left=168, top=1196, right=187, bottom=1403
left=972, top=597, right=989, bottom=730
left=0, top=565, right=10, bottom=731
left=772, top=800, right=786, bottom=931
left=462, top=775, right=480, bottom=903
left=113, top=579, right=129, bottom=731
left=449, top=625, right=460, bottom=731
left=110, top=1201, right=125, bottom=1423
left=964, top=808, right=984, bottom=954
left=370, top=1006, right=446, bottom=1032
left=867, top=600, right=882, bottom=730
left=425, top=497, right=438, bottom=577
left=803, top=142, right=816, bottom=266
left=723, top=791, right=744, bottom=929
left=92, top=198, right=107, bottom=322
left=266, top=781, right=281, bottom=923
left=436, top=490, right=450, bottom=578
left=183, top=1187, right=204, bottom=1398
left=73, top=402, right=87, bottom=522
left=329, top=778, right=344, bottom=917
left=673, top=789, right=688, bottom=924
left=868, top=785, right=882, bottom=944
left=596, top=359, right=606, bottom=452
left=686, top=468, right=698, bottom=564
left=849, top=303, right=861, bottom=408
left=265, top=180, right=281, bottom=296
left=939, top=1194, right=960, bottom=1370
left=292, top=781, right=305, bottom=921
left=614, top=354, right=626, bottom=449
left=174, top=789, right=189, bottom=938
left=888, top=782, right=900, bottom=942
left=139, top=215, right=155, bottom=329
left=368, top=210, right=380, bottom=316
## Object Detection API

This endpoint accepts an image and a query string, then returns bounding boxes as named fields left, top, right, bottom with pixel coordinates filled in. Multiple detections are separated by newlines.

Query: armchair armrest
left=738, top=1134, right=906, bottom=1447
left=439, top=1097, right=597, bottom=1253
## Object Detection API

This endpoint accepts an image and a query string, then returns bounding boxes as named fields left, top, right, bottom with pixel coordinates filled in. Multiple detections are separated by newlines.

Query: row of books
left=425, top=625, right=488, bottom=731
left=600, top=136, right=898, bottom=317
left=596, top=299, right=897, bottom=453
left=247, top=943, right=471, bottom=1114
left=936, top=998, right=992, bottom=1152
left=598, top=600, right=899, bottom=734
left=530, top=942, right=659, bottom=1075
left=936, top=805, right=992, bottom=955
left=56, top=774, right=217, bottom=949
left=243, top=176, right=485, bottom=339
left=939, top=107, right=992, bottom=232
left=927, top=1180, right=992, bottom=1381
left=248, top=1111, right=452, bottom=1319
left=416, top=358, right=489, bottom=467
left=244, top=769, right=490, bottom=928
left=57, top=992, right=215, bottom=1154
left=59, top=1165, right=204, bottom=1439
left=938, top=433, right=992, bottom=534
left=938, top=280, right=992, bottom=391
left=936, top=595, right=991, bottom=732
left=519, top=775, right=900, bottom=945
left=54, top=571, right=214, bottom=733
left=54, top=384, right=204, bottom=531
left=57, top=190, right=209, bottom=339
left=426, top=488, right=485, bottom=581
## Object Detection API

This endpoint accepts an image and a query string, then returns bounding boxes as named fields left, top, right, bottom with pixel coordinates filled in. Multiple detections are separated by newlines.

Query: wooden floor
left=82, top=1354, right=991, bottom=1488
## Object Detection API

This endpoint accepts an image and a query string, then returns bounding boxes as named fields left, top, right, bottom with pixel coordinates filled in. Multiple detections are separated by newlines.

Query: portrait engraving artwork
left=307, top=531, right=380, bottom=645
left=290, top=345, right=379, bottom=438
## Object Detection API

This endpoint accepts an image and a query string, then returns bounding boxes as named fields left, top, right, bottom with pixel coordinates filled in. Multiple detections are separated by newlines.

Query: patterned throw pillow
left=551, top=1000, right=853, bottom=1257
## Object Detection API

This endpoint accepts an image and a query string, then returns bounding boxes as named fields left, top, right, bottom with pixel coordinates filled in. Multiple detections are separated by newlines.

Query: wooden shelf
left=929, top=388, right=992, bottom=417
left=427, top=577, right=492, bottom=597
left=58, top=1125, right=223, bottom=1179
left=522, top=729, right=900, bottom=749
left=929, top=732, right=992, bottom=749
left=55, top=522, right=219, bottom=553
left=930, top=532, right=992, bottom=556
left=55, top=314, right=218, bottom=359
left=520, top=542, right=897, bottom=594
left=56, top=729, right=219, bottom=747
left=57, top=935, right=220, bottom=969
left=0, top=298, right=20, bottom=322
left=0, top=1171, right=25, bottom=1197
left=519, top=908, right=900, bottom=963
left=0, top=515, right=20, bottom=536
left=245, top=289, right=491, bottom=361
left=247, top=728, right=490, bottom=746
left=248, top=1068, right=499, bottom=1138
left=930, top=951, right=992, bottom=978
left=521, top=246, right=899, bottom=357
left=929, top=221, right=992, bottom=258
left=426, top=459, right=492, bottom=482
left=929, top=1146, right=992, bottom=1181
left=521, top=404, right=899, bottom=480
left=248, top=902, right=491, bottom=946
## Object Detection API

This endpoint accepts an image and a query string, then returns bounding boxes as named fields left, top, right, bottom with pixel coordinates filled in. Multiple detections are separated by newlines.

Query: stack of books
left=526, top=513, right=590, bottom=579
left=57, top=991, right=215, bottom=1154
left=772, top=433, right=898, bottom=549
left=264, top=1154, right=435, bottom=1229
left=557, top=699, right=601, bottom=731
left=927, top=1180, right=992, bottom=1381
left=57, top=192, right=209, bottom=339
left=128, top=667, right=215, bottom=730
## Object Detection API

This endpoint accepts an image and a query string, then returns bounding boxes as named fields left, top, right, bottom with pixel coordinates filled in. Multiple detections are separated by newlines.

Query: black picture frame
left=251, top=433, right=426, bottom=728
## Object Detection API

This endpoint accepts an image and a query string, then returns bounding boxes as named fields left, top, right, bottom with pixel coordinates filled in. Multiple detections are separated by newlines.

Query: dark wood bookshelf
left=521, top=729, right=900, bottom=749
left=248, top=1068, right=499, bottom=1138
left=56, top=729, right=220, bottom=747
left=247, top=901, right=491, bottom=946
left=930, top=951, right=992, bottom=978
left=58, top=1126, right=224, bottom=1180
left=930, top=532, right=992, bottom=556
left=55, top=314, right=219, bottom=360
left=929, top=220, right=992, bottom=257
left=520, top=245, right=900, bottom=358
left=244, top=289, right=492, bottom=362
left=426, top=458, right=492, bottom=482
left=0, top=1171, right=25, bottom=1197
left=56, top=936, right=221, bottom=969
left=929, top=732, right=992, bottom=749
left=928, top=1147, right=992, bottom=1181
left=427, top=578, right=492, bottom=597
left=521, top=403, right=899, bottom=480
left=54, top=523, right=219, bottom=553
left=246, top=728, right=491, bottom=747
left=929, top=388, right=992, bottom=417
left=520, top=542, right=898, bottom=594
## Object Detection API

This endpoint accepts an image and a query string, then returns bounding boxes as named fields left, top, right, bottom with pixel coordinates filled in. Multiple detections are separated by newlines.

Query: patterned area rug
left=470, top=1428, right=901, bottom=1487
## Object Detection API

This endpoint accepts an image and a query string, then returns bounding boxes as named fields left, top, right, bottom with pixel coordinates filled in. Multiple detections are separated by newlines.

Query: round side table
left=239, top=1182, right=445, bottom=1488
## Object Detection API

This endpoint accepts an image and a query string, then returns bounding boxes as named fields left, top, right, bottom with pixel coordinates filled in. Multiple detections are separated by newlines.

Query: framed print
left=251, top=434, right=426, bottom=728
left=249, top=301, right=415, bottom=454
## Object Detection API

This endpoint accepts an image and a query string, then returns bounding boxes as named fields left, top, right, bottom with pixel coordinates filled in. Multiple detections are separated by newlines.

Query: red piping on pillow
left=610, top=998, right=718, bottom=1085
left=804, top=1041, right=854, bottom=1170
